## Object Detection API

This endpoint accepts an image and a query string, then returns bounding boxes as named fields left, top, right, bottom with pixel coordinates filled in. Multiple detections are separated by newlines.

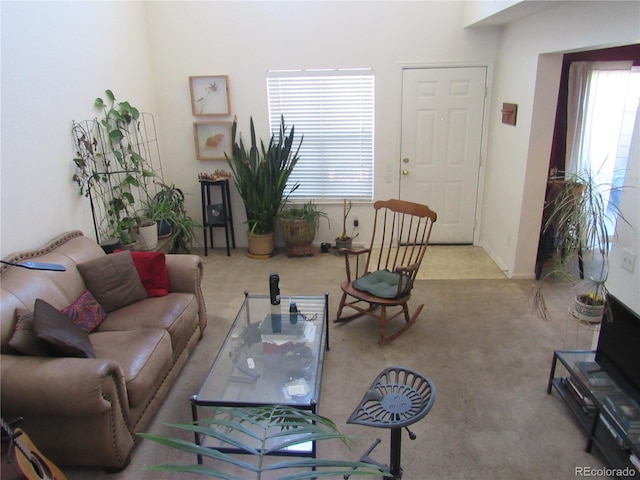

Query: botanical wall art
left=193, top=121, right=232, bottom=160
left=189, top=75, right=230, bottom=116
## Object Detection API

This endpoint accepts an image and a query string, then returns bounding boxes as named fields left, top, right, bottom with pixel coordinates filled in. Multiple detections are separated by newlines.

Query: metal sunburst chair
left=345, top=366, right=436, bottom=479
left=334, top=199, right=437, bottom=344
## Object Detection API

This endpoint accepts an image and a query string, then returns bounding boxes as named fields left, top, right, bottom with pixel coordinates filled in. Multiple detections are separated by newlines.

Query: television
left=595, top=294, right=640, bottom=398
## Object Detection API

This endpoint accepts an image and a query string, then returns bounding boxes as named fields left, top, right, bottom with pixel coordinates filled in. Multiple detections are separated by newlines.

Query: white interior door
left=400, top=67, right=487, bottom=244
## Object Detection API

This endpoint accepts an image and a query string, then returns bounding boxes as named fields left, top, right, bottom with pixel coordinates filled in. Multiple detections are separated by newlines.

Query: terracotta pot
left=247, top=232, right=275, bottom=258
left=281, top=218, right=316, bottom=257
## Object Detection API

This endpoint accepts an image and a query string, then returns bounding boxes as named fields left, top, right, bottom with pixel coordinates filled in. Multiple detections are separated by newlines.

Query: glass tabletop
left=194, top=293, right=328, bottom=408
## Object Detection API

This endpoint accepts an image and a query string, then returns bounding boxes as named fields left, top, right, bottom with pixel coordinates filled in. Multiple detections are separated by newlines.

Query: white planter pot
left=136, top=222, right=158, bottom=251
left=573, top=295, right=605, bottom=324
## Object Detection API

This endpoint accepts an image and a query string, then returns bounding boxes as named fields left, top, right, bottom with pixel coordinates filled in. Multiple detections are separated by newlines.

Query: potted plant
left=139, top=405, right=386, bottom=478
left=72, top=90, right=159, bottom=248
left=147, top=183, right=201, bottom=254
left=279, top=200, right=329, bottom=257
left=226, top=116, right=301, bottom=258
left=531, top=168, right=630, bottom=322
left=335, top=199, right=359, bottom=253
left=134, top=218, right=159, bottom=251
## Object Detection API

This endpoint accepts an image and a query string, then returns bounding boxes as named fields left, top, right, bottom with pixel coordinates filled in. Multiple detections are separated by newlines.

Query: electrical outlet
left=353, top=217, right=359, bottom=228
left=621, top=248, right=637, bottom=273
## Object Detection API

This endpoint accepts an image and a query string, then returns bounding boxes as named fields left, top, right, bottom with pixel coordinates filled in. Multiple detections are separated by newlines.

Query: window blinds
left=267, top=70, right=374, bottom=200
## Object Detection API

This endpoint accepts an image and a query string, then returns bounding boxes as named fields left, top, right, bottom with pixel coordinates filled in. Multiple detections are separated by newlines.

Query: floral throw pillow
left=61, top=289, right=107, bottom=333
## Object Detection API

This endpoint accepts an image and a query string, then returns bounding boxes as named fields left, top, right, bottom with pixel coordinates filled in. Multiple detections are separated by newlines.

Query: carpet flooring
left=418, top=245, right=506, bottom=280
left=63, top=246, right=609, bottom=480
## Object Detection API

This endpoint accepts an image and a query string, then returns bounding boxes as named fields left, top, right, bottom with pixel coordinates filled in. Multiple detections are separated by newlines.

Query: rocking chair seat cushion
left=353, top=269, right=410, bottom=299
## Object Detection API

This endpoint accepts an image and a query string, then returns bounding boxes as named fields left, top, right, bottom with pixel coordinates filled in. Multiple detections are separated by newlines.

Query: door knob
left=402, top=169, right=409, bottom=175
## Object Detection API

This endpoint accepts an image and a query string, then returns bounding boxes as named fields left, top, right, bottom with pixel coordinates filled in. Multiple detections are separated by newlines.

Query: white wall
left=479, top=1, right=640, bottom=279
left=607, top=107, right=640, bottom=312
left=0, top=1, right=157, bottom=255
left=1, top=0, right=638, bottom=293
left=143, top=1, right=500, bottom=248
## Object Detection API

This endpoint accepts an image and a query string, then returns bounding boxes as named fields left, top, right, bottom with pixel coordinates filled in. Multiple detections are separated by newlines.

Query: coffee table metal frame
left=190, top=291, right=329, bottom=463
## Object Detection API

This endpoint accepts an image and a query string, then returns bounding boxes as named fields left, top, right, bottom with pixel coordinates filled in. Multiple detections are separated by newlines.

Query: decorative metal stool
left=345, top=366, right=436, bottom=479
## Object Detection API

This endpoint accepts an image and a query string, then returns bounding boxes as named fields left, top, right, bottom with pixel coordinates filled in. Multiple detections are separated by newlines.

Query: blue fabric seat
left=353, top=269, right=410, bottom=299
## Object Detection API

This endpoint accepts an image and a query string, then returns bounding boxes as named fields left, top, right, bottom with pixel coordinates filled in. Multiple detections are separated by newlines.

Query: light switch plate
left=621, top=248, right=637, bottom=273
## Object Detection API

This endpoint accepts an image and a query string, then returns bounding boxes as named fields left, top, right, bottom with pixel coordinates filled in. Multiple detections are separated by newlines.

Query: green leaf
left=139, top=405, right=387, bottom=478
left=109, top=129, right=124, bottom=144
left=122, top=192, right=134, bottom=204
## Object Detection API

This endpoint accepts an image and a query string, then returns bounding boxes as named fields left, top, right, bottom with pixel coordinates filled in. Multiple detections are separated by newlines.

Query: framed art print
left=189, top=75, right=230, bottom=116
left=193, top=121, right=232, bottom=160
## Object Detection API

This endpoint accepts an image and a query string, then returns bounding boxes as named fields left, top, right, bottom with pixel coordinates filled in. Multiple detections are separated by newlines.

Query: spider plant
left=146, top=183, right=201, bottom=253
left=139, top=405, right=386, bottom=479
left=531, top=167, right=631, bottom=321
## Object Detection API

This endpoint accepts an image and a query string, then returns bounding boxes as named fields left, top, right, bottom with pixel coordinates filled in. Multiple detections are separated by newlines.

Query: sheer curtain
left=565, top=60, right=639, bottom=221
left=566, top=60, right=636, bottom=174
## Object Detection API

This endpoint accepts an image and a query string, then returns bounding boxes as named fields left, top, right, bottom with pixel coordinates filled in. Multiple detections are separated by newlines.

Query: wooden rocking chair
left=334, top=199, right=437, bottom=344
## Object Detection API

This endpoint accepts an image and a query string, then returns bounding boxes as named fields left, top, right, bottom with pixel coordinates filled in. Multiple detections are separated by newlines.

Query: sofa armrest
left=165, top=254, right=207, bottom=334
left=0, top=355, right=129, bottom=418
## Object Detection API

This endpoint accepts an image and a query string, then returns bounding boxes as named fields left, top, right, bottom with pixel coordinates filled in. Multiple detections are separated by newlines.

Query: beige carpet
left=419, top=245, right=506, bottom=280
left=62, top=247, right=606, bottom=480
left=370, top=245, right=507, bottom=280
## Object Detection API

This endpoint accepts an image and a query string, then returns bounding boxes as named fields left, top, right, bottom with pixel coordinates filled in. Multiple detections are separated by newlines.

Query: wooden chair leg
left=402, top=303, right=411, bottom=323
left=335, top=291, right=348, bottom=321
left=378, top=306, right=387, bottom=344
left=335, top=297, right=379, bottom=324
left=378, top=303, right=425, bottom=344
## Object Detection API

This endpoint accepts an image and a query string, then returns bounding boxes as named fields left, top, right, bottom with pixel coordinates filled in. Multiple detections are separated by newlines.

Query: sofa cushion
left=61, top=290, right=107, bottom=333
left=97, top=293, right=198, bottom=358
left=128, top=251, right=169, bottom=298
left=77, top=251, right=147, bottom=312
left=8, top=309, right=52, bottom=356
left=90, top=329, right=173, bottom=408
left=33, top=299, right=96, bottom=358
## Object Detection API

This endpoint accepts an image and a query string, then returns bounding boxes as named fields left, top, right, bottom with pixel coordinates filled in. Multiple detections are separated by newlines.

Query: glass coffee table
left=190, top=292, right=329, bottom=461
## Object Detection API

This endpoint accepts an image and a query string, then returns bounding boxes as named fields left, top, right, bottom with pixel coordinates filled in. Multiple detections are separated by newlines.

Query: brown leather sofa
left=0, top=231, right=207, bottom=468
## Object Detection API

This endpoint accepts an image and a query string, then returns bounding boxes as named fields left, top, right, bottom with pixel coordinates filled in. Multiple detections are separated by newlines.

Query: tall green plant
left=72, top=90, right=158, bottom=243
left=226, top=116, right=301, bottom=235
left=97, top=91, right=156, bottom=217
left=531, top=168, right=631, bottom=320
left=139, top=405, right=386, bottom=479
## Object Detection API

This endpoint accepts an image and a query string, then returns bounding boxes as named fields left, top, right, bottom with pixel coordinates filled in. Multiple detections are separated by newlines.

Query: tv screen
left=595, top=295, right=640, bottom=396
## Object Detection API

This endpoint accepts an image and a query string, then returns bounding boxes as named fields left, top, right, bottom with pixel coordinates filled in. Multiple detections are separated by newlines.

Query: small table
left=190, top=292, right=329, bottom=462
left=547, top=350, right=640, bottom=469
left=199, top=178, right=235, bottom=256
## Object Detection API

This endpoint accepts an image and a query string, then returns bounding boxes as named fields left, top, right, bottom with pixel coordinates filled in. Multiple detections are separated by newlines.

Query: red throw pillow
left=61, top=290, right=107, bottom=333
left=127, top=251, right=170, bottom=297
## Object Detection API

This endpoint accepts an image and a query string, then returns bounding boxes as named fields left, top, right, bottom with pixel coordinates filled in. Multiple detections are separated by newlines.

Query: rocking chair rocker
left=334, top=199, right=437, bottom=344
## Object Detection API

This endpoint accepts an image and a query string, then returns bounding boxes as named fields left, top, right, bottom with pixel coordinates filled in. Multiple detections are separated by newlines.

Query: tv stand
left=547, top=350, right=640, bottom=473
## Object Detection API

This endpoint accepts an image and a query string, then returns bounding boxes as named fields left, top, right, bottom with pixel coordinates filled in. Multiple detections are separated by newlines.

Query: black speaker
left=269, top=273, right=280, bottom=305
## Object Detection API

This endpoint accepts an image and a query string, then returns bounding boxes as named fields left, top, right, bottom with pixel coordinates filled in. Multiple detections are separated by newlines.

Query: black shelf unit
left=199, top=178, right=235, bottom=256
left=547, top=350, right=640, bottom=473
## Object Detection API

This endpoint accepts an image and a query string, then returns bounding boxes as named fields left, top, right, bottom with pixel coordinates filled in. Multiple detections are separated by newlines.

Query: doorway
left=400, top=66, right=487, bottom=244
